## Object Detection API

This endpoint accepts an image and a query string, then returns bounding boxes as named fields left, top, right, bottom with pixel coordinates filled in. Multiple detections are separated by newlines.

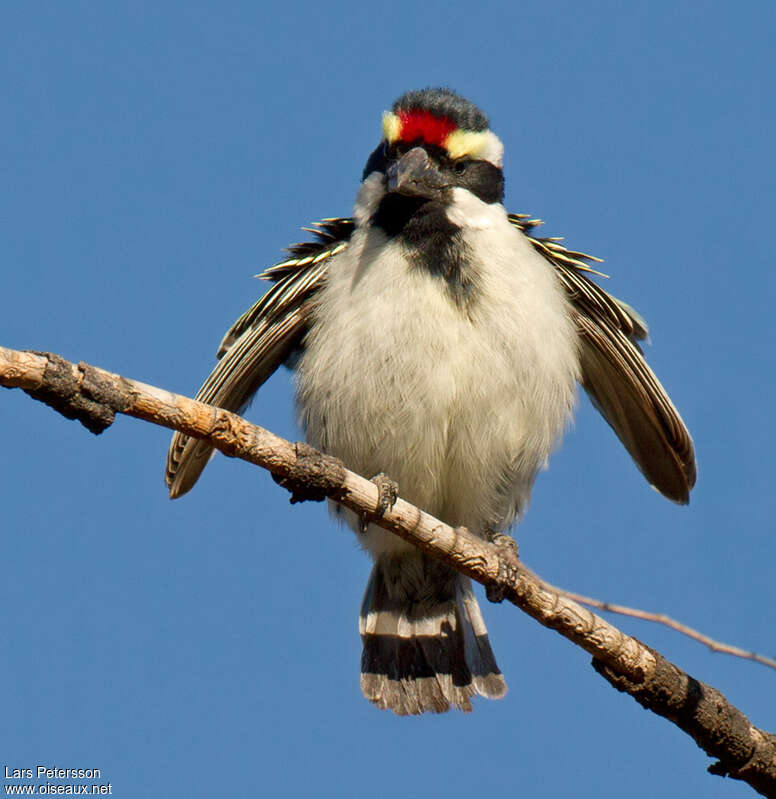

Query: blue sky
left=2, top=2, right=774, bottom=797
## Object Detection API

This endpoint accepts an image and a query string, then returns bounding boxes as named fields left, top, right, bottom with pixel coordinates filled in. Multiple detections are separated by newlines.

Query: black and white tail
left=359, top=552, right=507, bottom=715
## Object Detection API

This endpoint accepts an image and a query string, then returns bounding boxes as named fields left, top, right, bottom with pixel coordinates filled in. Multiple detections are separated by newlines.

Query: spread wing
left=508, top=213, right=697, bottom=503
left=165, top=218, right=355, bottom=498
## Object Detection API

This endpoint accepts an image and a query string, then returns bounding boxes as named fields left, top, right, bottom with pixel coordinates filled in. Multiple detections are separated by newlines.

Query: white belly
left=296, top=215, right=579, bottom=557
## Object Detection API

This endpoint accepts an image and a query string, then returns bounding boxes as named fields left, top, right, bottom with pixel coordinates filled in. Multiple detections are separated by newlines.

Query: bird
left=165, top=87, right=696, bottom=716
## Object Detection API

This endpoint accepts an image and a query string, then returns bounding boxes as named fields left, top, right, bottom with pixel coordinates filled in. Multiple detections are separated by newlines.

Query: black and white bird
left=165, top=88, right=696, bottom=716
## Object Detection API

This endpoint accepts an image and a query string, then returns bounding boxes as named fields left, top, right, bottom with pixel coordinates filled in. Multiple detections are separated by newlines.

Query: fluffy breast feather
left=296, top=195, right=580, bottom=557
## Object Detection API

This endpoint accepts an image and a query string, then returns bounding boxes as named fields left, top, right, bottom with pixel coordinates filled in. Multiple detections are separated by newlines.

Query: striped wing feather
left=166, top=214, right=695, bottom=503
left=164, top=223, right=350, bottom=498
left=509, top=214, right=697, bottom=503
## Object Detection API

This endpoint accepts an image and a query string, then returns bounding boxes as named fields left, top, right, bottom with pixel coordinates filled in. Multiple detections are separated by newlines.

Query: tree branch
left=2, top=345, right=775, bottom=797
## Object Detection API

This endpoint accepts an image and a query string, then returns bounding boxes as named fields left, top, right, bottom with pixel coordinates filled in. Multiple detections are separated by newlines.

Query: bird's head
left=356, top=88, right=505, bottom=234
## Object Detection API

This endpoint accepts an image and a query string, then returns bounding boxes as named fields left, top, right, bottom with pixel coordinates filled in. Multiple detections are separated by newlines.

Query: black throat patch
left=372, top=194, right=479, bottom=309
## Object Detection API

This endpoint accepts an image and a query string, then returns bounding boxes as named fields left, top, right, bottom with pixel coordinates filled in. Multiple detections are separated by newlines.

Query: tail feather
left=459, top=584, right=509, bottom=699
left=359, top=554, right=507, bottom=715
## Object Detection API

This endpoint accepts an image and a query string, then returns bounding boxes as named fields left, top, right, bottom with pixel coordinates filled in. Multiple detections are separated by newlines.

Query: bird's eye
left=453, top=160, right=469, bottom=175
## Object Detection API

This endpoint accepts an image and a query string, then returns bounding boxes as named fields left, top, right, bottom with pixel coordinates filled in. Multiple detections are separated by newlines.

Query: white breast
left=296, top=192, right=580, bottom=557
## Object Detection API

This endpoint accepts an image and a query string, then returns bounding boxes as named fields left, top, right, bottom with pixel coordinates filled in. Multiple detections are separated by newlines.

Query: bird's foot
left=485, top=529, right=519, bottom=603
left=488, top=530, right=519, bottom=558
left=359, top=473, right=399, bottom=534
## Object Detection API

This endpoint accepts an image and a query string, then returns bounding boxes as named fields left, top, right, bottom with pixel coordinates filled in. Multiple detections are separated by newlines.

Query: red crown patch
left=396, top=110, right=457, bottom=147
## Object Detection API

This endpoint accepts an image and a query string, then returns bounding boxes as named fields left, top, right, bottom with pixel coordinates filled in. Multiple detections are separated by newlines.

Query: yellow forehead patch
left=382, top=112, right=402, bottom=144
left=445, top=130, right=498, bottom=162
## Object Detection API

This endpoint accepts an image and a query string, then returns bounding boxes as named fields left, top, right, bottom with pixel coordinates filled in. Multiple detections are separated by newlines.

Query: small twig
left=554, top=588, right=776, bottom=672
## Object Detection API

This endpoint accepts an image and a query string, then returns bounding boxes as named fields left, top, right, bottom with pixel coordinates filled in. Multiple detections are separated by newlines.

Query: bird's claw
left=488, top=531, right=519, bottom=559
left=359, top=473, right=399, bottom=533
left=486, top=530, right=519, bottom=603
